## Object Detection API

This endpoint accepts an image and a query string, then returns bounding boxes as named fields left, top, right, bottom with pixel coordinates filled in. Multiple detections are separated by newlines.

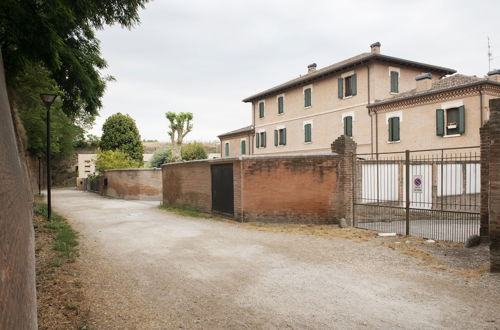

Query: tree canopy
left=181, top=142, right=207, bottom=161
left=148, top=148, right=173, bottom=168
left=95, top=149, right=142, bottom=173
left=165, top=112, right=193, bottom=160
left=100, top=113, right=144, bottom=163
left=0, top=0, right=149, bottom=117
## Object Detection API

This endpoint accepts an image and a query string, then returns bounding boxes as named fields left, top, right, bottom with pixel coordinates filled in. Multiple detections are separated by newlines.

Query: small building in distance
left=218, top=125, right=254, bottom=158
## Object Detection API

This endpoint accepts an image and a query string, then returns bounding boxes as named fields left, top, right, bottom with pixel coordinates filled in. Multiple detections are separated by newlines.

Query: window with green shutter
left=279, top=128, right=286, bottom=145
left=274, top=129, right=278, bottom=146
left=388, top=117, right=400, bottom=142
left=260, top=132, right=266, bottom=147
left=344, top=116, right=353, bottom=137
left=225, top=142, right=229, bottom=157
left=338, top=77, right=344, bottom=99
left=259, top=102, right=265, bottom=118
left=436, top=109, right=445, bottom=136
left=304, top=88, right=312, bottom=107
left=278, top=96, right=284, bottom=114
left=256, top=133, right=260, bottom=148
left=304, top=123, right=312, bottom=142
left=390, top=71, right=399, bottom=93
left=458, top=105, right=465, bottom=134
left=351, top=73, right=357, bottom=96
left=241, top=140, right=246, bottom=155
left=341, top=74, right=357, bottom=97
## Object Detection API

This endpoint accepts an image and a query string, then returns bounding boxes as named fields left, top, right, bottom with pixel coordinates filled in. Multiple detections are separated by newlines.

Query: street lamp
left=40, top=93, right=58, bottom=220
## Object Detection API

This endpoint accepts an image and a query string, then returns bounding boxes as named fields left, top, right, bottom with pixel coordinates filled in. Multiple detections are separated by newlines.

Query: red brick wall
left=0, top=52, right=37, bottom=329
left=239, top=155, right=340, bottom=223
left=102, top=169, right=162, bottom=201
left=162, top=161, right=212, bottom=213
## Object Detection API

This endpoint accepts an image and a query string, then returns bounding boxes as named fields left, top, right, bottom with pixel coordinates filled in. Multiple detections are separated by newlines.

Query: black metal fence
left=353, top=147, right=480, bottom=242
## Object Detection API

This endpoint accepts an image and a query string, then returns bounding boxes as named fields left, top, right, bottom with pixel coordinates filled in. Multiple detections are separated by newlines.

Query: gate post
left=331, top=135, right=357, bottom=226
left=405, top=150, right=410, bottom=236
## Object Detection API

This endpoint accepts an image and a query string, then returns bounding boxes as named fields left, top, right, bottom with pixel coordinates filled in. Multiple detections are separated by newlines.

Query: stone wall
left=0, top=52, right=37, bottom=329
left=162, top=136, right=356, bottom=224
left=101, top=168, right=162, bottom=201
left=481, top=98, right=500, bottom=272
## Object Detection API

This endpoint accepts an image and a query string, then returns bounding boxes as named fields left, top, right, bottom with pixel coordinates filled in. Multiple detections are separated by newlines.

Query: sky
left=89, top=0, right=500, bottom=142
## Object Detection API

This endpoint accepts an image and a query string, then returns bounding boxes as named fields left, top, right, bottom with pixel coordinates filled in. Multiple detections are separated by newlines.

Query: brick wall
left=0, top=52, right=37, bottom=329
left=483, top=98, right=500, bottom=272
left=101, top=168, right=162, bottom=201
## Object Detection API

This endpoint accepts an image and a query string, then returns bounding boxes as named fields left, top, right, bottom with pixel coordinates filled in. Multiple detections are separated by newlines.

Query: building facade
left=220, top=43, right=500, bottom=155
left=218, top=125, right=254, bottom=158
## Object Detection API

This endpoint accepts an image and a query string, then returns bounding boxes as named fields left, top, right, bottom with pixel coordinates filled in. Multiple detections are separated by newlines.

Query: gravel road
left=52, top=189, right=500, bottom=329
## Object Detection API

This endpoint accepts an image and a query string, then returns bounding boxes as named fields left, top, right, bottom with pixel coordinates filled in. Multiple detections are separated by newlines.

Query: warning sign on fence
left=413, top=175, right=423, bottom=193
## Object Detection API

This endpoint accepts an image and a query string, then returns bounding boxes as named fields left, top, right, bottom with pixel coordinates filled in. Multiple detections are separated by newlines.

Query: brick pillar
left=480, top=123, right=490, bottom=240
left=488, top=98, right=500, bottom=272
left=331, top=135, right=357, bottom=226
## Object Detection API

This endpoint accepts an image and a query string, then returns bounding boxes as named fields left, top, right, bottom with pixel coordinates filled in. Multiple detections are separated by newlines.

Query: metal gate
left=352, top=147, right=480, bottom=242
left=211, top=164, right=234, bottom=215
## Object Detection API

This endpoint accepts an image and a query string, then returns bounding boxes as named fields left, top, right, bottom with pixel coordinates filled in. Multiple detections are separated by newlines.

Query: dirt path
left=52, top=189, right=500, bottom=329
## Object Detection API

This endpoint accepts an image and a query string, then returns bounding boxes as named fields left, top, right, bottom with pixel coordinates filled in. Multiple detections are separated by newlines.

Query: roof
left=369, top=74, right=500, bottom=108
left=218, top=125, right=254, bottom=139
left=242, top=53, right=456, bottom=102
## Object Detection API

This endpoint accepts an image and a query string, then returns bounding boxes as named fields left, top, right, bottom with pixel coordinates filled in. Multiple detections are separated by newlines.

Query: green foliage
left=181, top=142, right=208, bottom=161
left=1, top=0, right=149, bottom=117
left=12, top=63, right=83, bottom=159
left=74, top=133, right=100, bottom=149
left=33, top=202, right=79, bottom=263
left=165, top=112, right=193, bottom=160
left=95, top=149, right=142, bottom=173
left=149, top=148, right=173, bottom=168
left=100, top=113, right=144, bottom=162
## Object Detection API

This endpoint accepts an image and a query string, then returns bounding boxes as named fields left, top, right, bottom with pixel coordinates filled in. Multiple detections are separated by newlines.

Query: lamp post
left=40, top=93, right=58, bottom=220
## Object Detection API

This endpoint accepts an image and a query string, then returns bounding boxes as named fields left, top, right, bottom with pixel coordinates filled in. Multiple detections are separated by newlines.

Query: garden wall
left=101, top=168, right=162, bottom=201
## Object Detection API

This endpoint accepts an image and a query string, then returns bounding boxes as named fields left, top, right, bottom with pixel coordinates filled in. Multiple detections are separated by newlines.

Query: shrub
left=149, top=148, right=173, bottom=168
left=181, top=142, right=207, bottom=161
left=100, top=113, right=144, bottom=162
left=95, top=149, right=142, bottom=173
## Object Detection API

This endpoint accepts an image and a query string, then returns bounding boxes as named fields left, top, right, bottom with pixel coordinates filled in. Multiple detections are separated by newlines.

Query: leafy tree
left=165, top=112, right=193, bottom=160
left=74, top=133, right=100, bottom=149
left=1, top=0, right=149, bottom=117
left=181, top=142, right=208, bottom=161
left=100, top=113, right=144, bottom=163
left=148, top=148, right=173, bottom=168
left=95, top=149, right=141, bottom=173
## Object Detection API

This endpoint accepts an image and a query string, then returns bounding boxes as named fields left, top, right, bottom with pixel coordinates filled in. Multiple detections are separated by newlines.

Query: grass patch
left=158, top=204, right=212, bottom=218
left=34, top=202, right=78, bottom=263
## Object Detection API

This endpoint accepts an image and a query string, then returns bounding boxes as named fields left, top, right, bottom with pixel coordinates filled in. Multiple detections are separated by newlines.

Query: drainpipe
left=479, top=88, right=484, bottom=126
left=375, top=112, right=379, bottom=158
left=367, top=64, right=373, bottom=155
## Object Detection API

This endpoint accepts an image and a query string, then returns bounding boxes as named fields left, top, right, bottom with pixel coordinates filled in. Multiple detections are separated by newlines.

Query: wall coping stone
left=105, top=168, right=162, bottom=173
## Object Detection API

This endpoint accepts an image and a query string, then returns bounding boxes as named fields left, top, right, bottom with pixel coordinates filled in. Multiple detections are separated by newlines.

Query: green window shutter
left=351, top=74, right=357, bottom=96
left=304, top=88, right=311, bottom=107
left=458, top=105, right=465, bottom=134
left=262, top=132, right=266, bottom=147
left=338, top=77, right=344, bottom=98
left=388, top=118, right=393, bottom=141
left=305, top=124, right=312, bottom=142
left=241, top=140, right=246, bottom=155
left=274, top=129, right=278, bottom=146
left=393, top=117, right=400, bottom=141
left=225, top=143, right=229, bottom=156
left=344, top=116, right=353, bottom=137
left=436, top=109, right=445, bottom=136
left=259, top=102, right=264, bottom=118
left=278, top=96, right=284, bottom=114
left=256, top=133, right=260, bottom=148
left=283, top=128, right=287, bottom=145
left=391, top=71, right=399, bottom=93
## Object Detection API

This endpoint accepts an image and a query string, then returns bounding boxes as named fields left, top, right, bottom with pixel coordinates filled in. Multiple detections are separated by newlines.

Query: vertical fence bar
left=405, top=150, right=410, bottom=236
left=352, top=153, right=357, bottom=227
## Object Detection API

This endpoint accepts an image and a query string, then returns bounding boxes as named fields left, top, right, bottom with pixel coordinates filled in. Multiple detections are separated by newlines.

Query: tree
left=100, top=113, right=144, bottom=163
left=148, top=148, right=173, bottom=168
left=1, top=0, right=150, bottom=118
left=165, top=112, right=193, bottom=160
left=181, top=143, right=207, bottom=161
left=95, top=150, right=141, bottom=173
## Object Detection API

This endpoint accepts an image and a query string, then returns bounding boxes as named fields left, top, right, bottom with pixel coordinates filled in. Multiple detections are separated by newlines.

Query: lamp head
left=40, top=93, right=58, bottom=107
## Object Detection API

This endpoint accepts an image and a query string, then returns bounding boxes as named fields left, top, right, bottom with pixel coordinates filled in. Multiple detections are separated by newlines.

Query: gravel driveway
left=52, top=189, right=500, bottom=329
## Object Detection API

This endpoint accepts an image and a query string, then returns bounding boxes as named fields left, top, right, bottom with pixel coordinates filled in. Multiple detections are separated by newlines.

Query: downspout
left=251, top=102, right=255, bottom=154
left=367, top=64, right=373, bottom=155
left=479, top=87, right=484, bottom=126
left=375, top=112, right=379, bottom=157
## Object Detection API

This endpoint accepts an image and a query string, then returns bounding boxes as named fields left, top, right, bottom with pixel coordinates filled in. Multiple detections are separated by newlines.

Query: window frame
left=389, top=67, right=400, bottom=94
left=277, top=94, right=285, bottom=114
left=388, top=116, right=400, bottom=142
left=303, top=120, right=313, bottom=143
left=303, top=85, right=313, bottom=108
left=258, top=101, right=265, bottom=118
left=240, top=139, right=246, bottom=155
left=224, top=142, right=230, bottom=157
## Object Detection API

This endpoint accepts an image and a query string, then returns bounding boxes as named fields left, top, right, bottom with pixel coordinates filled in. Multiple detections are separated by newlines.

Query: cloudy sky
left=89, top=0, right=500, bottom=142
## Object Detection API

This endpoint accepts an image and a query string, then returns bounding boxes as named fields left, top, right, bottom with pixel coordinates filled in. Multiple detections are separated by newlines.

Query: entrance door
left=211, top=164, right=234, bottom=215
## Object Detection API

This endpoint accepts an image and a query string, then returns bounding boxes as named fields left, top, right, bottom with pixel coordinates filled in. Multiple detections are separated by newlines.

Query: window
left=304, top=123, right=312, bottom=142
left=256, top=131, right=267, bottom=148
left=258, top=101, right=265, bottom=118
left=436, top=106, right=465, bottom=136
left=390, top=71, right=399, bottom=93
left=388, top=117, right=400, bottom=142
left=225, top=142, right=229, bottom=157
left=338, top=74, right=357, bottom=98
left=277, top=95, right=284, bottom=114
left=241, top=140, right=246, bottom=155
left=304, top=88, right=312, bottom=107
left=274, top=128, right=287, bottom=146
left=344, top=116, right=353, bottom=137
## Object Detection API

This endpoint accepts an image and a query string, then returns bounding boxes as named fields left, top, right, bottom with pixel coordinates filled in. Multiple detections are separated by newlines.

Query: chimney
left=307, top=63, right=317, bottom=73
left=416, top=73, right=433, bottom=92
left=370, top=42, right=381, bottom=54
left=488, top=69, right=500, bottom=83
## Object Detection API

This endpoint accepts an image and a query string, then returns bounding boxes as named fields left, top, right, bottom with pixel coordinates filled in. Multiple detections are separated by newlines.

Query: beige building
left=218, top=125, right=254, bottom=158
left=220, top=43, right=500, bottom=155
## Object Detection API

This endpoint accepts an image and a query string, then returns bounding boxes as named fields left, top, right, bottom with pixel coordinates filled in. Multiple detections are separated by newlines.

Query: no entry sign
left=413, top=175, right=423, bottom=193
